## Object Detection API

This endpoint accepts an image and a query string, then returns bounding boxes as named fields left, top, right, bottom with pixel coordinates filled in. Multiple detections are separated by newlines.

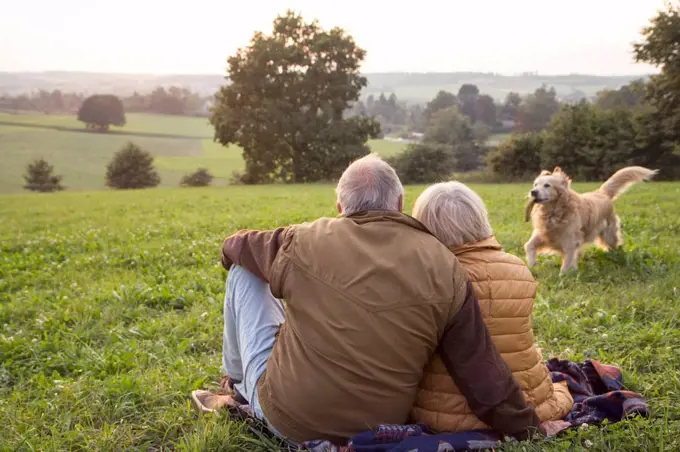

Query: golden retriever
left=524, top=166, right=657, bottom=273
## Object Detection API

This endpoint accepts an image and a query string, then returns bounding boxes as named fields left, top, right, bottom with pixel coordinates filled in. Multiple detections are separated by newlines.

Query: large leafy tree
left=77, top=94, right=125, bottom=132
left=210, top=10, right=380, bottom=183
left=634, top=2, right=680, bottom=145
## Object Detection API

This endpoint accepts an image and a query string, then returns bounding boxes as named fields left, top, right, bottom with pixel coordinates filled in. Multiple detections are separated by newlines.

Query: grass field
left=0, top=112, right=409, bottom=194
left=1, top=182, right=678, bottom=451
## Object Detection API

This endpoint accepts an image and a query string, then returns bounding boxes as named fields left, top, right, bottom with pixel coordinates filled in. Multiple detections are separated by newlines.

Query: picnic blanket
left=298, top=359, right=649, bottom=451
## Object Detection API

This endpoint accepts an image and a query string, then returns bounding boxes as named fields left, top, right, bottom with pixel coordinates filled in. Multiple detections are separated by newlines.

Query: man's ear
left=397, top=195, right=404, bottom=213
left=336, top=201, right=343, bottom=214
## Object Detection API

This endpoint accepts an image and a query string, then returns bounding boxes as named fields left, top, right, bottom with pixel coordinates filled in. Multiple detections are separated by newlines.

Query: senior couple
left=192, top=154, right=573, bottom=444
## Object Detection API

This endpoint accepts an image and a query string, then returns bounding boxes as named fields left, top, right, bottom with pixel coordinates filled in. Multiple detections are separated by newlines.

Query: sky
left=0, top=0, right=669, bottom=75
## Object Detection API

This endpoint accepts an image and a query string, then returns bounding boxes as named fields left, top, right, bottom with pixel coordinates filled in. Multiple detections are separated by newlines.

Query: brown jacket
left=221, top=212, right=540, bottom=443
left=411, top=237, right=573, bottom=432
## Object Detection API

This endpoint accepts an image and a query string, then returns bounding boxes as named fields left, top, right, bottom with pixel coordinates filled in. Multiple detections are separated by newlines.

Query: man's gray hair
left=412, top=181, right=493, bottom=247
left=335, top=154, right=404, bottom=216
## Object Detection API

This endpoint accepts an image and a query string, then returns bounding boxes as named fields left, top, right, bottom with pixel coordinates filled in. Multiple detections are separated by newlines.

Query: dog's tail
left=598, top=166, right=658, bottom=199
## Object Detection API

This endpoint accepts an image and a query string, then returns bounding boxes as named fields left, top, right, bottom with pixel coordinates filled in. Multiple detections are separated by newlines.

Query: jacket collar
left=345, top=210, right=432, bottom=234
left=449, top=236, right=502, bottom=256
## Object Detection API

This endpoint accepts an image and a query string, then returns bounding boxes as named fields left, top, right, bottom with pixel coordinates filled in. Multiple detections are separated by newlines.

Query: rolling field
left=1, top=182, right=679, bottom=451
left=0, top=112, right=409, bottom=194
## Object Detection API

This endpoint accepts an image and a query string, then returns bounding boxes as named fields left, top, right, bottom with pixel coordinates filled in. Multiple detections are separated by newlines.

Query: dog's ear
left=540, top=170, right=551, bottom=176
left=554, top=168, right=570, bottom=186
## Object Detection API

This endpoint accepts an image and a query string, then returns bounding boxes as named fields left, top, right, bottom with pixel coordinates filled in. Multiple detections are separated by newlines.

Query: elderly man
left=194, top=154, right=542, bottom=443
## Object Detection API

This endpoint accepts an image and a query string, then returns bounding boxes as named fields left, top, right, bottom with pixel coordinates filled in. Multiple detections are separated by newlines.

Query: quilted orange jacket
left=411, top=236, right=574, bottom=432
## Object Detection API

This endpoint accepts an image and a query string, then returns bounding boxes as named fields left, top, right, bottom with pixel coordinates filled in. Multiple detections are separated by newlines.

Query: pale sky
left=0, top=0, right=667, bottom=75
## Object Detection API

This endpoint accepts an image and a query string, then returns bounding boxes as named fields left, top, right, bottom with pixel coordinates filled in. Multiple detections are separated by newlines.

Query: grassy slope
left=1, top=183, right=678, bottom=451
left=0, top=113, right=409, bottom=193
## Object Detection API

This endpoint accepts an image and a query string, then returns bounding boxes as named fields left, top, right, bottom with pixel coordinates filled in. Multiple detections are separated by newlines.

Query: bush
left=386, top=143, right=456, bottom=184
left=23, top=158, right=64, bottom=192
left=486, top=133, right=544, bottom=180
left=106, top=142, right=160, bottom=190
left=180, top=168, right=214, bottom=187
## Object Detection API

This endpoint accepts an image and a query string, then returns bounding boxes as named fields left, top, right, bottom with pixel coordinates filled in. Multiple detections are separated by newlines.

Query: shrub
left=486, top=133, right=544, bottom=180
left=386, top=143, right=456, bottom=184
left=23, top=158, right=64, bottom=192
left=180, top=168, right=214, bottom=187
left=106, top=142, right=160, bottom=190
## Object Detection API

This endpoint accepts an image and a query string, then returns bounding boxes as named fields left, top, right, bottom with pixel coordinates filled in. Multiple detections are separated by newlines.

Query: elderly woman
left=410, top=181, right=573, bottom=432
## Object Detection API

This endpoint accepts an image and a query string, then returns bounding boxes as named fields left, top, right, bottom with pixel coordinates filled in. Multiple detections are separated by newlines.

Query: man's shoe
left=191, top=390, right=237, bottom=416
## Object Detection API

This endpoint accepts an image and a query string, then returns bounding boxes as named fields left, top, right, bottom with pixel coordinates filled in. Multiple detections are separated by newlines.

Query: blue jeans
left=222, top=265, right=286, bottom=438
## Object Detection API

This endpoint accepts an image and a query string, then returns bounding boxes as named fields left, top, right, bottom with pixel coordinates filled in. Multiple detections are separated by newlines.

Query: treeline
left=0, top=87, right=212, bottom=116
left=487, top=79, right=680, bottom=181
left=346, top=82, right=560, bottom=138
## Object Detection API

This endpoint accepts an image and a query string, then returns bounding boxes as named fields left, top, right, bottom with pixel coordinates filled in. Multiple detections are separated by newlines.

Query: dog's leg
left=524, top=232, right=542, bottom=268
left=560, top=243, right=581, bottom=273
left=599, top=215, right=622, bottom=250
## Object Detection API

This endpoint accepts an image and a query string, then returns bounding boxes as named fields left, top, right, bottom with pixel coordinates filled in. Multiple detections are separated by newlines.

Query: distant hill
left=0, top=71, right=649, bottom=103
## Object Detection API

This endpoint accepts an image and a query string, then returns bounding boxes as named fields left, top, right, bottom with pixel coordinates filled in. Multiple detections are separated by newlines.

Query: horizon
left=0, top=69, right=655, bottom=78
left=0, top=0, right=668, bottom=76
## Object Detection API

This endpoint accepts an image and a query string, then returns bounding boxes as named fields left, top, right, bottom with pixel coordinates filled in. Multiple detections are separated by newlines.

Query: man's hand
left=539, top=420, right=569, bottom=437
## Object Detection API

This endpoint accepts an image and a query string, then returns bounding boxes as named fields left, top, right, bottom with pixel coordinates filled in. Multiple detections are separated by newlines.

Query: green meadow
left=1, top=182, right=678, bottom=450
left=0, top=112, right=409, bottom=194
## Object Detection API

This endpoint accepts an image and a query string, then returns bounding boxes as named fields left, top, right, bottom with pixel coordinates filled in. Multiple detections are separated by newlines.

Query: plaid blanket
left=546, top=358, right=649, bottom=426
left=298, top=359, right=649, bottom=451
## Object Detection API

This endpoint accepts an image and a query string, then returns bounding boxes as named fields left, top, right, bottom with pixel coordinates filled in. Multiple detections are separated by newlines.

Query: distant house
left=499, top=119, right=516, bottom=131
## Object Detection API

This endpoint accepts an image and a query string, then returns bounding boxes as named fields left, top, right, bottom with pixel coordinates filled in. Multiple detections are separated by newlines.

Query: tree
left=210, top=10, right=380, bottom=183
left=502, top=92, right=522, bottom=121
left=106, top=142, right=160, bottom=189
left=474, top=94, right=497, bottom=127
left=149, top=87, right=184, bottom=115
left=516, top=85, right=560, bottom=132
left=595, top=80, right=647, bottom=110
left=421, top=90, right=458, bottom=126
left=424, top=107, right=485, bottom=171
left=180, top=168, right=214, bottom=187
left=458, top=84, right=480, bottom=122
left=542, top=102, right=637, bottom=180
left=634, top=2, right=680, bottom=143
left=486, top=133, right=544, bottom=179
left=23, top=158, right=64, bottom=192
left=49, top=90, right=65, bottom=112
left=77, top=94, right=125, bottom=131
left=386, top=143, right=456, bottom=184
left=458, top=84, right=480, bottom=102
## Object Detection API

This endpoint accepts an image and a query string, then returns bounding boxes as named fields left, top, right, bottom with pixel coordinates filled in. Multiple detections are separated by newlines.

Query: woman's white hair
left=412, top=181, right=492, bottom=247
left=335, top=154, right=404, bottom=216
